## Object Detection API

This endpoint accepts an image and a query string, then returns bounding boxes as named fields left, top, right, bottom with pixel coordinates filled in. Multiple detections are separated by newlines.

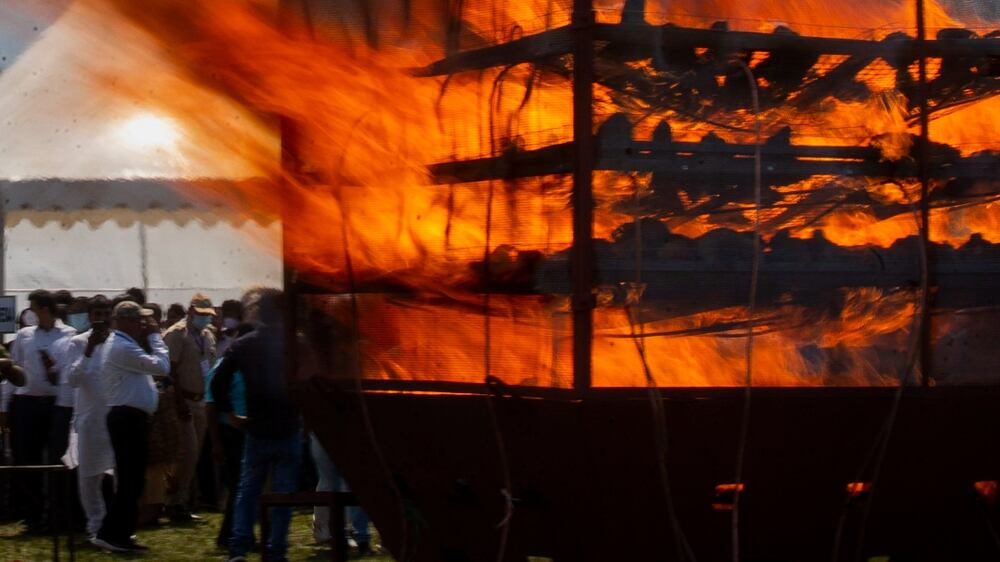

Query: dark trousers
left=50, top=405, right=86, bottom=529
left=49, top=406, right=73, bottom=465
left=217, top=423, right=246, bottom=545
left=99, top=406, right=149, bottom=543
left=11, top=395, right=56, bottom=525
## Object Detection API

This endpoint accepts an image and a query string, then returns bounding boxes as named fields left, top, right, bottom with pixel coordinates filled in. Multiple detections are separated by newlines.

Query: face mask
left=222, top=317, right=239, bottom=330
left=67, top=313, right=90, bottom=333
left=190, top=315, right=212, bottom=330
left=22, top=310, right=38, bottom=327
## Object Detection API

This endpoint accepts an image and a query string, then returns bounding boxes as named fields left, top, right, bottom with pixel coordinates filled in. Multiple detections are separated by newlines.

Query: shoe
left=125, top=536, right=150, bottom=551
left=356, top=541, right=372, bottom=556
left=91, top=535, right=131, bottom=553
left=168, top=506, right=203, bottom=523
left=313, top=531, right=332, bottom=544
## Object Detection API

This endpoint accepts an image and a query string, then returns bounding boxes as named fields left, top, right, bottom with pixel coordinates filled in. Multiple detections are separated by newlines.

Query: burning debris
left=35, top=0, right=998, bottom=560
left=81, top=0, right=1000, bottom=389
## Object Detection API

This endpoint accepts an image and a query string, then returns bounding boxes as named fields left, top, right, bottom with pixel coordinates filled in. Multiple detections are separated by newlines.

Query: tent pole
left=139, top=221, right=149, bottom=296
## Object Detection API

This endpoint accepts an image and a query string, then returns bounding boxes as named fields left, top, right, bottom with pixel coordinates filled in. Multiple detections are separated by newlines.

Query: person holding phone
left=64, top=295, right=114, bottom=541
left=6, top=289, right=75, bottom=531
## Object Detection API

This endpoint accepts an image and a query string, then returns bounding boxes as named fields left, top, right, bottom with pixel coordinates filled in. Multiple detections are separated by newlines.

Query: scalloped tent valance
left=0, top=179, right=278, bottom=227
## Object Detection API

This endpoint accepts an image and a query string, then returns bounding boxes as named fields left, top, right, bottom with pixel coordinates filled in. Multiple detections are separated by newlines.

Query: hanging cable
left=330, top=112, right=413, bottom=561
left=624, top=172, right=698, bottom=562
left=848, top=197, right=929, bottom=562
left=730, top=57, right=762, bottom=562
left=825, top=190, right=928, bottom=562
left=833, top=3, right=935, bottom=550
left=484, top=69, right=515, bottom=562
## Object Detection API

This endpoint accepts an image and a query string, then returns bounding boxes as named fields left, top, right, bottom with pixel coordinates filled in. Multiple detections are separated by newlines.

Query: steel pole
left=571, top=0, right=595, bottom=390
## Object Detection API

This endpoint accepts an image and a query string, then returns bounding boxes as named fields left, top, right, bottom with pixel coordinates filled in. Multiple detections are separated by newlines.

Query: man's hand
left=226, top=412, right=247, bottom=430
left=85, top=328, right=110, bottom=357
left=39, top=350, right=59, bottom=385
left=0, top=359, right=25, bottom=387
left=141, top=317, right=160, bottom=337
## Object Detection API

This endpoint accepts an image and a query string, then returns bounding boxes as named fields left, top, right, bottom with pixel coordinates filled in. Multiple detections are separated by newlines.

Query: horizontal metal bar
left=427, top=141, right=999, bottom=183
left=413, top=25, right=575, bottom=76
left=595, top=23, right=1000, bottom=59
left=415, top=22, right=1000, bottom=77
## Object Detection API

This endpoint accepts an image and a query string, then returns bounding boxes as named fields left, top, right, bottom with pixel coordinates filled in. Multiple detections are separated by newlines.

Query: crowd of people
left=0, top=287, right=372, bottom=561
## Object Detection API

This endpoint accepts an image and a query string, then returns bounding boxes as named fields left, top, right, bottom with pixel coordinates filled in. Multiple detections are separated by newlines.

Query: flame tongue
left=78, top=0, right=1000, bottom=386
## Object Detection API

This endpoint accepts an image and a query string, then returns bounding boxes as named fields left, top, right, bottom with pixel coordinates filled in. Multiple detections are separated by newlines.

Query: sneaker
left=125, top=536, right=150, bottom=551
left=168, top=506, right=203, bottom=523
left=356, top=541, right=372, bottom=556
left=91, top=535, right=131, bottom=553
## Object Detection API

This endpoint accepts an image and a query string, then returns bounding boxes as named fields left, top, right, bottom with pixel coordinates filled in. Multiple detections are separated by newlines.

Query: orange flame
left=66, top=0, right=1000, bottom=387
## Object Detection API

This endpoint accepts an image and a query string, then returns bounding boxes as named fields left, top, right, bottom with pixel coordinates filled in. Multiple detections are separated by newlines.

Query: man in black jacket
left=211, top=288, right=301, bottom=562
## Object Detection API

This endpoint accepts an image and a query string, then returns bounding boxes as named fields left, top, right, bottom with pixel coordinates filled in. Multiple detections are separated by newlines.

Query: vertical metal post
left=571, top=0, right=595, bottom=391
left=279, top=0, right=300, bottom=383
left=0, top=192, right=6, bottom=297
left=138, top=222, right=149, bottom=296
left=916, top=0, right=933, bottom=386
left=280, top=119, right=300, bottom=383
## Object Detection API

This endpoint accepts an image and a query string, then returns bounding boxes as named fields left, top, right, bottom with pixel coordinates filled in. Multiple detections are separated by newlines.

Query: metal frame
left=280, top=0, right=972, bottom=391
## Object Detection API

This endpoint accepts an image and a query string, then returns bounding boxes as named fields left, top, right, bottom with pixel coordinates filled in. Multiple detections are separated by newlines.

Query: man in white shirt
left=49, top=296, right=90, bottom=486
left=7, top=289, right=75, bottom=530
left=64, top=295, right=114, bottom=540
left=92, top=301, right=170, bottom=554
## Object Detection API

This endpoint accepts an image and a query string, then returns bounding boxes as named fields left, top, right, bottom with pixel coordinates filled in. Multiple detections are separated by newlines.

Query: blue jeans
left=310, top=433, right=371, bottom=543
left=229, top=430, right=303, bottom=559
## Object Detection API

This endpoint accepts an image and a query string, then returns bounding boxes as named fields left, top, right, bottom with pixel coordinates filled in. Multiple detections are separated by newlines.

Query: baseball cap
left=189, top=293, right=217, bottom=316
left=113, top=301, right=154, bottom=319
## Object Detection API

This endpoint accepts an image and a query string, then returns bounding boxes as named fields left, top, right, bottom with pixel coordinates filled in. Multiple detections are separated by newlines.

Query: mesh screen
left=291, top=0, right=1000, bottom=388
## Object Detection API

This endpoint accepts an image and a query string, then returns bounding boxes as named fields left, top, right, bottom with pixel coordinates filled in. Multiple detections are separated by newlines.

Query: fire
left=635, top=0, right=961, bottom=37
left=591, top=287, right=915, bottom=387
left=117, top=114, right=180, bottom=150
left=44, top=0, right=998, bottom=387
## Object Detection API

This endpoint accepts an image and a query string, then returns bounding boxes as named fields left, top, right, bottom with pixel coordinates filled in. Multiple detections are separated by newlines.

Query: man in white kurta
left=65, top=296, right=114, bottom=539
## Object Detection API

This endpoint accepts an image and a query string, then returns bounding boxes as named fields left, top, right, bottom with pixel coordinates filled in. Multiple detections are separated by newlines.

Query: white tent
left=0, top=1, right=284, bottom=321
left=1, top=179, right=282, bottom=318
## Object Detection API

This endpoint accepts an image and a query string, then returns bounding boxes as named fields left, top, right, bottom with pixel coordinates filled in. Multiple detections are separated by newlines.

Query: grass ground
left=0, top=511, right=394, bottom=561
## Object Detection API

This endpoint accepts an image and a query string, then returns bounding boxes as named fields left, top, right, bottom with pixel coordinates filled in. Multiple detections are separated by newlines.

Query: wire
left=848, top=193, right=930, bottom=562
left=329, top=113, right=413, bottom=561
left=623, top=172, right=698, bottom=562
left=483, top=69, right=515, bottom=562
left=337, top=189, right=414, bottom=562
left=730, top=57, right=762, bottom=562
left=824, top=191, right=929, bottom=562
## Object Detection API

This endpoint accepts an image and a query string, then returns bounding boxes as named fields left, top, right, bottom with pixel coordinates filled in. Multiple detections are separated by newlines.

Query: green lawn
left=0, top=511, right=393, bottom=561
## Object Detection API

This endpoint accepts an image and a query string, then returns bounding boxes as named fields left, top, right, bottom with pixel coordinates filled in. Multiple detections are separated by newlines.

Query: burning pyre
left=63, top=0, right=1000, bottom=388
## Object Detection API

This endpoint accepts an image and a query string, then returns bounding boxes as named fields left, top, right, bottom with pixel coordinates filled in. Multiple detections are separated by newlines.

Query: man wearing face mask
left=48, top=296, right=91, bottom=470
left=63, top=295, right=113, bottom=541
left=215, top=300, right=243, bottom=358
left=162, top=293, right=217, bottom=523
